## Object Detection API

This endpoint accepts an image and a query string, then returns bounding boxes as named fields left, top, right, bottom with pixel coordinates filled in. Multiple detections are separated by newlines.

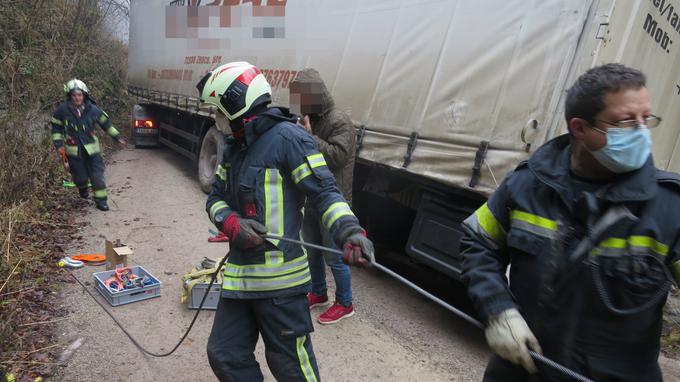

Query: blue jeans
left=302, top=208, right=352, bottom=307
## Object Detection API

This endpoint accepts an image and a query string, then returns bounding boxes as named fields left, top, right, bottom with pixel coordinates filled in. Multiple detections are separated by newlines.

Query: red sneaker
left=318, top=302, right=355, bottom=325
left=307, top=293, right=330, bottom=309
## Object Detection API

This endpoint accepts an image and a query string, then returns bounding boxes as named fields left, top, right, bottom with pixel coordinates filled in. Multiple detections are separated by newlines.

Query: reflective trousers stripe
left=296, top=335, right=319, bottom=382
left=292, top=162, right=312, bottom=184
left=264, top=169, right=284, bottom=264
left=106, top=126, right=119, bottom=137
left=51, top=117, right=63, bottom=126
left=321, top=202, right=354, bottom=231
left=221, top=267, right=311, bottom=291
left=52, top=133, right=64, bottom=141
left=94, top=189, right=107, bottom=198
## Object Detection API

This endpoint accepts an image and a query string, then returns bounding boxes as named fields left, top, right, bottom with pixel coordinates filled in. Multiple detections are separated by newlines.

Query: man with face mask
left=199, top=62, right=374, bottom=382
left=51, top=79, right=125, bottom=211
left=461, top=63, right=680, bottom=381
left=289, top=68, right=358, bottom=324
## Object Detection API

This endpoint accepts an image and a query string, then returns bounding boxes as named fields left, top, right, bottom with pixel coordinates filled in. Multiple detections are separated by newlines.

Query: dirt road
left=56, top=147, right=489, bottom=381
left=55, top=147, right=680, bottom=382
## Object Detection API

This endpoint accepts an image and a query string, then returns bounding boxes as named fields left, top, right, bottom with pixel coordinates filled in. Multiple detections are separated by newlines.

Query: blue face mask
left=589, top=127, right=652, bottom=173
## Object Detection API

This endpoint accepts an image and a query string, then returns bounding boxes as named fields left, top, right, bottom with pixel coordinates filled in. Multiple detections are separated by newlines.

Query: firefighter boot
left=95, top=199, right=109, bottom=211
left=78, top=187, right=89, bottom=199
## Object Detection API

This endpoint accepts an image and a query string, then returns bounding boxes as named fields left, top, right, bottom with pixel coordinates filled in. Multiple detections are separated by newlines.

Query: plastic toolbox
left=187, top=282, right=221, bottom=310
left=93, top=265, right=161, bottom=306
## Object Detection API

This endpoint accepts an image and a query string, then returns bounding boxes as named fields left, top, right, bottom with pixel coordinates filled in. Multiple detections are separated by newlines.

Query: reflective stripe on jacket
left=51, top=100, right=119, bottom=157
left=206, top=107, right=362, bottom=299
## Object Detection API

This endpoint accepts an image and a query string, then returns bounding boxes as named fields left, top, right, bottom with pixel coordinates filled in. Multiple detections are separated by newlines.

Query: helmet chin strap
left=230, top=114, right=259, bottom=141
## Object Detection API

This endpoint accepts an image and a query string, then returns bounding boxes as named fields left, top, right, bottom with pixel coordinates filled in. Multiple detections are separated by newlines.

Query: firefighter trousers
left=207, top=294, right=320, bottom=382
left=67, top=148, right=107, bottom=201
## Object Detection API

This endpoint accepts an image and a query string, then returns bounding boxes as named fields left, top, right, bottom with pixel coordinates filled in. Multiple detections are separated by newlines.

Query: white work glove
left=485, top=308, right=542, bottom=374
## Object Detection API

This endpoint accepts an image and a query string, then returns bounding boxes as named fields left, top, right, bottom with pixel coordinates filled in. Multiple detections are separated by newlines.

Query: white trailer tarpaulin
left=129, top=0, right=592, bottom=196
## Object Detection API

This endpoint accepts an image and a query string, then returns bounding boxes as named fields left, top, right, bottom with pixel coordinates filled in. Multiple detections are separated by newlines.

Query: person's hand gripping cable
left=342, top=229, right=374, bottom=268
left=221, top=213, right=268, bottom=249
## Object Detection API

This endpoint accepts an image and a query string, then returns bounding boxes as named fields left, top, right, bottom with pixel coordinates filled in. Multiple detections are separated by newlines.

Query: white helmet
left=196, top=62, right=272, bottom=121
left=64, top=79, right=89, bottom=95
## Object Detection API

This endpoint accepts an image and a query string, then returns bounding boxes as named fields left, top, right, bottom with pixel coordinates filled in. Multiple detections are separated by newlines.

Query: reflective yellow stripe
left=216, top=164, right=227, bottom=181
left=321, top=202, right=354, bottom=230
left=222, top=254, right=309, bottom=277
left=598, top=238, right=627, bottom=249
left=94, top=189, right=107, bottom=198
left=510, top=210, right=557, bottom=231
left=65, top=144, right=78, bottom=156
left=52, top=133, right=64, bottom=141
left=99, top=113, right=109, bottom=124
left=292, top=162, right=312, bottom=184
left=476, top=203, right=507, bottom=243
left=296, top=335, right=318, bottom=382
left=83, top=137, right=101, bottom=155
left=264, top=169, right=284, bottom=264
left=597, top=236, right=669, bottom=256
left=221, top=268, right=311, bottom=291
left=629, top=235, right=669, bottom=255
left=306, top=153, right=327, bottom=169
left=209, top=201, right=229, bottom=222
left=50, top=117, right=63, bottom=126
left=106, top=126, right=119, bottom=137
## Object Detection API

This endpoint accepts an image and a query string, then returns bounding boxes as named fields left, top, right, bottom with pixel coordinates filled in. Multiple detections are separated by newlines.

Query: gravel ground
left=54, top=147, right=488, bottom=382
left=53, top=146, right=680, bottom=381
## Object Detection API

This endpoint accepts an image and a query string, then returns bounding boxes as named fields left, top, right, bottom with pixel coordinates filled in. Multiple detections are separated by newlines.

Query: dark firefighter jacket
left=290, top=68, right=356, bottom=203
left=51, top=100, right=119, bottom=157
left=206, top=107, right=362, bottom=299
left=461, top=134, right=680, bottom=380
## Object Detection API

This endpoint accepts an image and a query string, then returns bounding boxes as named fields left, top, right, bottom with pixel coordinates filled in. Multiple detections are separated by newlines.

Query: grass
left=0, top=1, right=132, bottom=379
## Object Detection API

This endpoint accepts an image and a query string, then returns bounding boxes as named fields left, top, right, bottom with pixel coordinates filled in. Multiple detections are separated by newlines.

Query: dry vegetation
left=0, top=1, right=131, bottom=379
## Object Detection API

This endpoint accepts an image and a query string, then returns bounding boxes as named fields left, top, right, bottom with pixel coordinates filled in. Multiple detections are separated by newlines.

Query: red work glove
left=222, top=213, right=267, bottom=249
left=58, top=147, right=69, bottom=171
left=342, top=229, right=374, bottom=267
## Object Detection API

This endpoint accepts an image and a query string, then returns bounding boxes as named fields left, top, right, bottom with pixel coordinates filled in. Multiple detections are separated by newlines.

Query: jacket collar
left=528, top=134, right=657, bottom=207
left=242, top=107, right=297, bottom=146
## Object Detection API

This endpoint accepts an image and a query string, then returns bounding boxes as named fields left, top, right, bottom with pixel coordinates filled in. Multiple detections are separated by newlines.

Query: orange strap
left=71, top=254, right=106, bottom=262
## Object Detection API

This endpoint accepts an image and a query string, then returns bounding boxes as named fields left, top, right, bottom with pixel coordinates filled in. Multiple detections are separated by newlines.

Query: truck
left=128, top=0, right=680, bottom=281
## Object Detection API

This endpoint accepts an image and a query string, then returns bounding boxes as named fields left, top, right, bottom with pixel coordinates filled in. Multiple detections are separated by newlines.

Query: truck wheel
left=198, top=126, right=225, bottom=194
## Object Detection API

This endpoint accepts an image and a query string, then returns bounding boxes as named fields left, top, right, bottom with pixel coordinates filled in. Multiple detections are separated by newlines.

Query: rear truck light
left=134, top=119, right=155, bottom=128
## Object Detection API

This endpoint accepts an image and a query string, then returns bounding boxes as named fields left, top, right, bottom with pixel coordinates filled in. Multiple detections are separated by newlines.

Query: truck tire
left=198, top=126, right=225, bottom=194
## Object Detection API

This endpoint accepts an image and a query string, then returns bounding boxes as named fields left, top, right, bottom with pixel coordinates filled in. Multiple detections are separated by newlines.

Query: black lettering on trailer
left=644, top=13, right=674, bottom=53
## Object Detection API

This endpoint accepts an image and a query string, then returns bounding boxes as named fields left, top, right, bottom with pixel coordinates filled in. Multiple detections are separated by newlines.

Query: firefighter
left=51, top=79, right=125, bottom=211
left=461, top=63, right=680, bottom=381
left=289, top=68, right=358, bottom=324
left=199, top=62, right=374, bottom=382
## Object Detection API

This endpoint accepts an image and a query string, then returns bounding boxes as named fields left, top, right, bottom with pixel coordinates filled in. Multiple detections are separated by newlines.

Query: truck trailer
left=128, top=0, right=680, bottom=280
